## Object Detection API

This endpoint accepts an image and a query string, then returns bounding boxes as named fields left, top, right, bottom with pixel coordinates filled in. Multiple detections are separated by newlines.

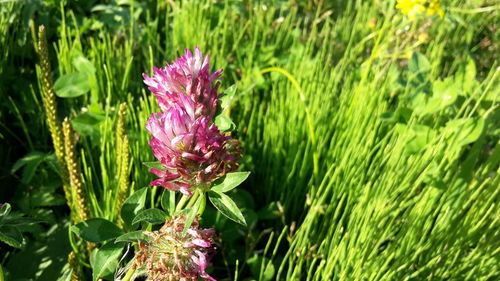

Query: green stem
left=197, top=192, right=206, bottom=216
left=175, top=194, right=190, bottom=212
left=0, top=264, right=4, bottom=281
left=122, top=266, right=136, bottom=281
left=185, top=191, right=200, bottom=209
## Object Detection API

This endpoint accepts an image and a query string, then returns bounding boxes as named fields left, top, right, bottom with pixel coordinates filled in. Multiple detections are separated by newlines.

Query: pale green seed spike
left=115, top=135, right=130, bottom=227
left=114, top=102, right=130, bottom=227
left=63, top=118, right=90, bottom=223
left=36, top=25, right=73, bottom=207
left=68, top=251, right=81, bottom=281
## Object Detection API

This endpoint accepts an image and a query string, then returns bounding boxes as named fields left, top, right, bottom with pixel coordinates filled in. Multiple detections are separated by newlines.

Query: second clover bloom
left=135, top=215, right=217, bottom=281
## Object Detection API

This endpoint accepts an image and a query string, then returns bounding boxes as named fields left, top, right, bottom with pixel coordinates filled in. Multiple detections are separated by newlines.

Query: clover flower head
left=144, top=47, right=239, bottom=196
left=135, top=215, right=217, bottom=281
left=143, top=47, right=222, bottom=119
left=146, top=103, right=238, bottom=196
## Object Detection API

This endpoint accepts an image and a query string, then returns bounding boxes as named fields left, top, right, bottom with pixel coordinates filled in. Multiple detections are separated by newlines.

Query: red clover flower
left=144, top=47, right=239, bottom=196
left=143, top=47, right=222, bottom=119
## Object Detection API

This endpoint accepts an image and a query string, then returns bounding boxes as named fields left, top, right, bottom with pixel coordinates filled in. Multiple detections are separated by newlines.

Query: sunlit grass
left=1, top=0, right=498, bottom=280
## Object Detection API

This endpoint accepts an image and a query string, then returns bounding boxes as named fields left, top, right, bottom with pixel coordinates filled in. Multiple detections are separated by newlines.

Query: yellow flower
left=396, top=0, right=445, bottom=19
left=396, top=0, right=426, bottom=19
left=427, top=0, right=445, bottom=18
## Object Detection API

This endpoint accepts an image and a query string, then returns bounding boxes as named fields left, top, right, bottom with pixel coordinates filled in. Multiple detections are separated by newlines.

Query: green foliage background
left=0, top=0, right=498, bottom=280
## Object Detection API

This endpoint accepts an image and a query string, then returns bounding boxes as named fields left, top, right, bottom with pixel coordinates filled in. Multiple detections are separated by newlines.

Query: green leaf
left=455, top=56, right=479, bottom=97
left=402, top=125, right=436, bottom=154
left=220, top=84, right=237, bottom=109
left=215, top=114, right=236, bottom=132
left=3, top=220, right=69, bottom=280
left=71, top=111, right=105, bottom=138
left=409, top=52, right=431, bottom=81
left=0, top=226, right=23, bottom=248
left=72, top=56, right=96, bottom=76
left=417, top=77, right=458, bottom=115
left=208, top=191, right=246, bottom=226
left=379, top=107, right=412, bottom=123
left=114, top=231, right=149, bottom=243
left=1, top=216, right=39, bottom=227
left=161, top=190, right=176, bottom=215
left=445, top=118, right=485, bottom=146
left=11, top=152, right=50, bottom=184
left=464, top=56, right=476, bottom=82
left=90, top=242, right=125, bottom=281
left=71, top=218, right=123, bottom=243
left=211, top=172, right=250, bottom=193
left=132, top=208, right=167, bottom=225
left=142, top=161, right=164, bottom=171
left=54, top=72, right=90, bottom=98
left=121, top=187, right=148, bottom=230
left=379, top=112, right=396, bottom=122
left=432, top=77, right=458, bottom=104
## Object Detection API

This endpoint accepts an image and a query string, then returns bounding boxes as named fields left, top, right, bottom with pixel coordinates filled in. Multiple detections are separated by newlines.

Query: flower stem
left=185, top=191, right=200, bottom=209
left=175, top=194, right=190, bottom=212
left=121, top=266, right=136, bottom=281
left=0, top=264, right=4, bottom=281
left=197, top=192, right=206, bottom=216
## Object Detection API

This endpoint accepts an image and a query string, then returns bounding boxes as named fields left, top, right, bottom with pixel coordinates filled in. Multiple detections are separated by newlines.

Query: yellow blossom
left=396, top=0, right=445, bottom=19
left=396, top=0, right=426, bottom=19
left=427, top=0, right=445, bottom=18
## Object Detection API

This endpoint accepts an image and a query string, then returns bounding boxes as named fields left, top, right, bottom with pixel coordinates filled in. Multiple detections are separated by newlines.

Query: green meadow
left=0, top=0, right=498, bottom=280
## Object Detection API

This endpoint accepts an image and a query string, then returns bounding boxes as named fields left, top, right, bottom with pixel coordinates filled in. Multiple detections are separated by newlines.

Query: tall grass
left=1, top=0, right=498, bottom=280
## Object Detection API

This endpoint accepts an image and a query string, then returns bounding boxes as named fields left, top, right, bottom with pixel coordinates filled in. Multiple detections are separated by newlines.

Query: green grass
left=0, top=0, right=498, bottom=280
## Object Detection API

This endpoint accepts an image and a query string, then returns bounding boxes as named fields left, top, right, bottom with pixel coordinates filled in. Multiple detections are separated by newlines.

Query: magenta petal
left=182, top=152, right=203, bottom=161
left=200, top=272, right=217, bottom=281
left=150, top=168, right=165, bottom=177
left=179, top=186, right=192, bottom=196
left=191, top=238, right=211, bottom=248
left=194, top=250, right=216, bottom=281
left=149, top=179, right=164, bottom=186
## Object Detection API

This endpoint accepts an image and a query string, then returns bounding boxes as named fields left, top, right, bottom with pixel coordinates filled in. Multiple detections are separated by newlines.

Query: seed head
left=135, top=215, right=217, bottom=281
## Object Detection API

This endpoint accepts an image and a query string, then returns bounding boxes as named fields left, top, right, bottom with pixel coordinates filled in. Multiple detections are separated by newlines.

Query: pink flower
left=144, top=47, right=240, bottom=196
left=135, top=215, right=217, bottom=281
left=143, top=47, right=222, bottom=119
left=146, top=104, right=238, bottom=196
